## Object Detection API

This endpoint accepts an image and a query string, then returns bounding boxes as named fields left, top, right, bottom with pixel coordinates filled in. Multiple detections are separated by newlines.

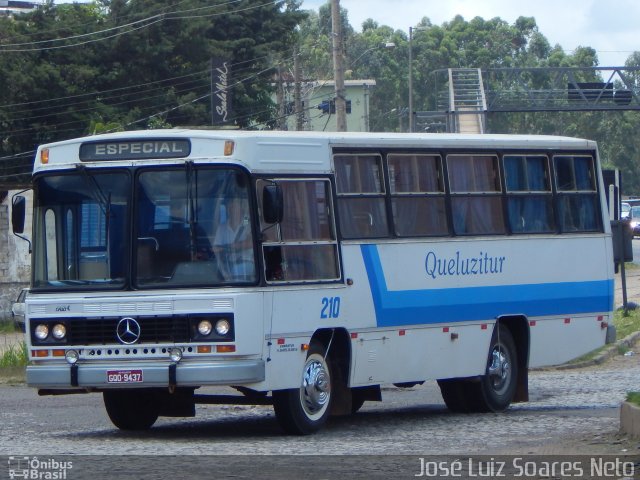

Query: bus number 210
left=321, top=296, right=341, bottom=319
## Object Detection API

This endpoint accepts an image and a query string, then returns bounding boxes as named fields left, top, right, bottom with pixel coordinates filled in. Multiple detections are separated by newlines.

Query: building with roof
left=276, top=80, right=376, bottom=132
left=0, top=0, right=38, bottom=16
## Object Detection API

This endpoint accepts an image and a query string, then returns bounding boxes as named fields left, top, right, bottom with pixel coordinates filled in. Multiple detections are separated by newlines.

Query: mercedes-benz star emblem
left=116, top=317, right=141, bottom=345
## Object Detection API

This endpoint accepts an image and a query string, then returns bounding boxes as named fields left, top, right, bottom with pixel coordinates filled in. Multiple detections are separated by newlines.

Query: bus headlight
left=215, top=319, right=230, bottom=336
left=197, top=320, right=213, bottom=336
left=52, top=324, right=67, bottom=340
left=34, top=324, right=49, bottom=340
left=190, top=315, right=234, bottom=341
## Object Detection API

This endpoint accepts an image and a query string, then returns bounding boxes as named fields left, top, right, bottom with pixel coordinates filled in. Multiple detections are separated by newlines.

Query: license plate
left=107, top=369, right=143, bottom=384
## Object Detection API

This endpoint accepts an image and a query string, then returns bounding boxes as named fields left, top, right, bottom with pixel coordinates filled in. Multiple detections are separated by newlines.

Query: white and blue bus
left=12, top=130, right=614, bottom=434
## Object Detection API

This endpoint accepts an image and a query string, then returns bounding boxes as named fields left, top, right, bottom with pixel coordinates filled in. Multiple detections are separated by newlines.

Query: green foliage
left=614, top=307, right=640, bottom=339
left=0, top=0, right=306, bottom=184
left=0, top=322, right=18, bottom=334
left=626, top=392, right=640, bottom=406
left=0, top=342, right=28, bottom=368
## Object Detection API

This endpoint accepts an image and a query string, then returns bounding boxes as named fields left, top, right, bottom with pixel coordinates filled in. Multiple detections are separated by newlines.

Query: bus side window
left=334, top=154, right=389, bottom=239
left=387, top=153, right=448, bottom=237
left=503, top=155, right=555, bottom=234
left=553, top=155, right=599, bottom=232
left=259, top=179, right=340, bottom=283
left=448, top=155, right=505, bottom=235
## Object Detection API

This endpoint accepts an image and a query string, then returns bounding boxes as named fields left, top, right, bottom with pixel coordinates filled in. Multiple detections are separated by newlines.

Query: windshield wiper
left=75, top=164, right=112, bottom=271
left=76, top=165, right=111, bottom=217
left=185, top=160, right=198, bottom=261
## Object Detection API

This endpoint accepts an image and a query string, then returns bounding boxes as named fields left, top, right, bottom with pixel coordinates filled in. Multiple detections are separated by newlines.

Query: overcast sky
left=301, top=0, right=640, bottom=67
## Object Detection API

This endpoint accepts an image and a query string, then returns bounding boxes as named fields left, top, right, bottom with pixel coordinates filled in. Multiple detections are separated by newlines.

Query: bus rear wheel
left=476, top=325, right=518, bottom=412
left=438, top=325, right=518, bottom=413
left=103, top=389, right=159, bottom=430
left=273, top=342, right=332, bottom=434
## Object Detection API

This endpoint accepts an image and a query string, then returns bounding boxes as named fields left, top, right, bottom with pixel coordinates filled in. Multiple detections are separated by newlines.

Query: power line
left=0, top=0, right=247, bottom=48
left=0, top=0, right=196, bottom=42
left=0, top=1, right=275, bottom=52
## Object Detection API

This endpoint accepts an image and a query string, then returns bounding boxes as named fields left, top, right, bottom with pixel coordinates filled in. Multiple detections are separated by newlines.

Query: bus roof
left=34, top=129, right=598, bottom=174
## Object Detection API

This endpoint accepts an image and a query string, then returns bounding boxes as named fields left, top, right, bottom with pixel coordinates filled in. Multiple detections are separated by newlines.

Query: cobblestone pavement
left=0, top=352, right=639, bottom=457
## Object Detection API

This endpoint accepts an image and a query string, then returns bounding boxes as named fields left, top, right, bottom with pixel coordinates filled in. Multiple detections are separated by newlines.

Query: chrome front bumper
left=27, top=359, right=265, bottom=389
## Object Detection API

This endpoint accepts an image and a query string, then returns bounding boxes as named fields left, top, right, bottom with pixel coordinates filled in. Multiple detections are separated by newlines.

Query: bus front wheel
left=103, top=389, right=159, bottom=430
left=273, top=342, right=332, bottom=434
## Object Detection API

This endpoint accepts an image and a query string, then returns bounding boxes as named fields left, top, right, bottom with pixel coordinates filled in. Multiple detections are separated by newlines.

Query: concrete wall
left=1, top=190, right=31, bottom=321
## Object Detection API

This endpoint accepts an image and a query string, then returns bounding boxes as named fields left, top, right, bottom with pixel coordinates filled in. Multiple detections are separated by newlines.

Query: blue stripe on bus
left=360, top=244, right=614, bottom=327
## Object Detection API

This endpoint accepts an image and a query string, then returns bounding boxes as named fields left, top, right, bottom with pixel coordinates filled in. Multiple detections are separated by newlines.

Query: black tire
left=350, top=391, right=366, bottom=414
left=439, top=325, right=518, bottom=413
left=103, top=390, right=159, bottom=431
left=437, top=378, right=479, bottom=413
left=273, top=342, right=332, bottom=435
left=475, top=325, right=518, bottom=412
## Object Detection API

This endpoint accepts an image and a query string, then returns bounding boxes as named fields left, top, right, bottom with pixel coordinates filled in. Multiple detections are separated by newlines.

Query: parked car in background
left=629, top=207, right=640, bottom=237
left=11, top=288, right=28, bottom=332
left=622, top=202, right=631, bottom=219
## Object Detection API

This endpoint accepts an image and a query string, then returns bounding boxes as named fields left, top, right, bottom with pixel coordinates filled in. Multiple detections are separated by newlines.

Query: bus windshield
left=33, top=170, right=130, bottom=289
left=135, top=167, right=256, bottom=287
left=32, top=166, right=256, bottom=290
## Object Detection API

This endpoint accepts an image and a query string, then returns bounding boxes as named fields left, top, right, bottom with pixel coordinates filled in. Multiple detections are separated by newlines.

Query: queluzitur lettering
left=425, top=250, right=506, bottom=280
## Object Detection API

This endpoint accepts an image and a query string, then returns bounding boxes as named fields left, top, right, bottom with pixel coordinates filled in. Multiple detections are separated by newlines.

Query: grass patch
left=0, top=322, right=18, bottom=334
left=626, top=392, right=640, bottom=407
left=614, top=307, right=640, bottom=339
left=0, top=342, right=28, bottom=368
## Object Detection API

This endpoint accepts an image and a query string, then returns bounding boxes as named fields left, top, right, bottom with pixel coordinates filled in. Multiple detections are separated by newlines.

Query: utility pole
left=408, top=26, right=414, bottom=133
left=331, top=0, right=347, bottom=132
left=363, top=83, right=370, bottom=132
left=276, top=65, right=286, bottom=130
left=294, top=44, right=303, bottom=131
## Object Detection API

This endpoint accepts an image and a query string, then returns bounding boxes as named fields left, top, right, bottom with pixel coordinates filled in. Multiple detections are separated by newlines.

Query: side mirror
left=262, top=184, right=283, bottom=224
left=12, top=195, right=26, bottom=234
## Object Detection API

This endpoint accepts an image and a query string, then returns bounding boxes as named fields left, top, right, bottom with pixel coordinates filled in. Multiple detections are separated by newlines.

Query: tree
left=0, top=0, right=307, bottom=186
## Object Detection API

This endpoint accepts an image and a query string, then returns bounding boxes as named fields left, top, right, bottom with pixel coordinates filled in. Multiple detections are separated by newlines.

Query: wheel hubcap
left=487, top=346, right=511, bottom=395
left=301, top=358, right=330, bottom=416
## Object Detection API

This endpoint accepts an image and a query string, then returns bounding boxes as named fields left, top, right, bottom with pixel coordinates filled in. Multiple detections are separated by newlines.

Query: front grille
left=66, top=316, right=190, bottom=345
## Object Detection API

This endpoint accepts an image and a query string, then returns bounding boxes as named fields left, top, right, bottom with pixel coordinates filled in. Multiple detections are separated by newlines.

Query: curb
left=0, top=366, right=25, bottom=384
left=620, top=402, right=640, bottom=438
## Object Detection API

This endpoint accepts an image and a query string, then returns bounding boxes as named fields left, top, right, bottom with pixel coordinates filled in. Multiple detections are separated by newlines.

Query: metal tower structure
left=418, top=66, right=640, bottom=133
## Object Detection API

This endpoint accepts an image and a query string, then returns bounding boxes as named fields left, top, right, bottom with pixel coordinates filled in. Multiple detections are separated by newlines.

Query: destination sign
left=79, top=139, right=191, bottom=161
